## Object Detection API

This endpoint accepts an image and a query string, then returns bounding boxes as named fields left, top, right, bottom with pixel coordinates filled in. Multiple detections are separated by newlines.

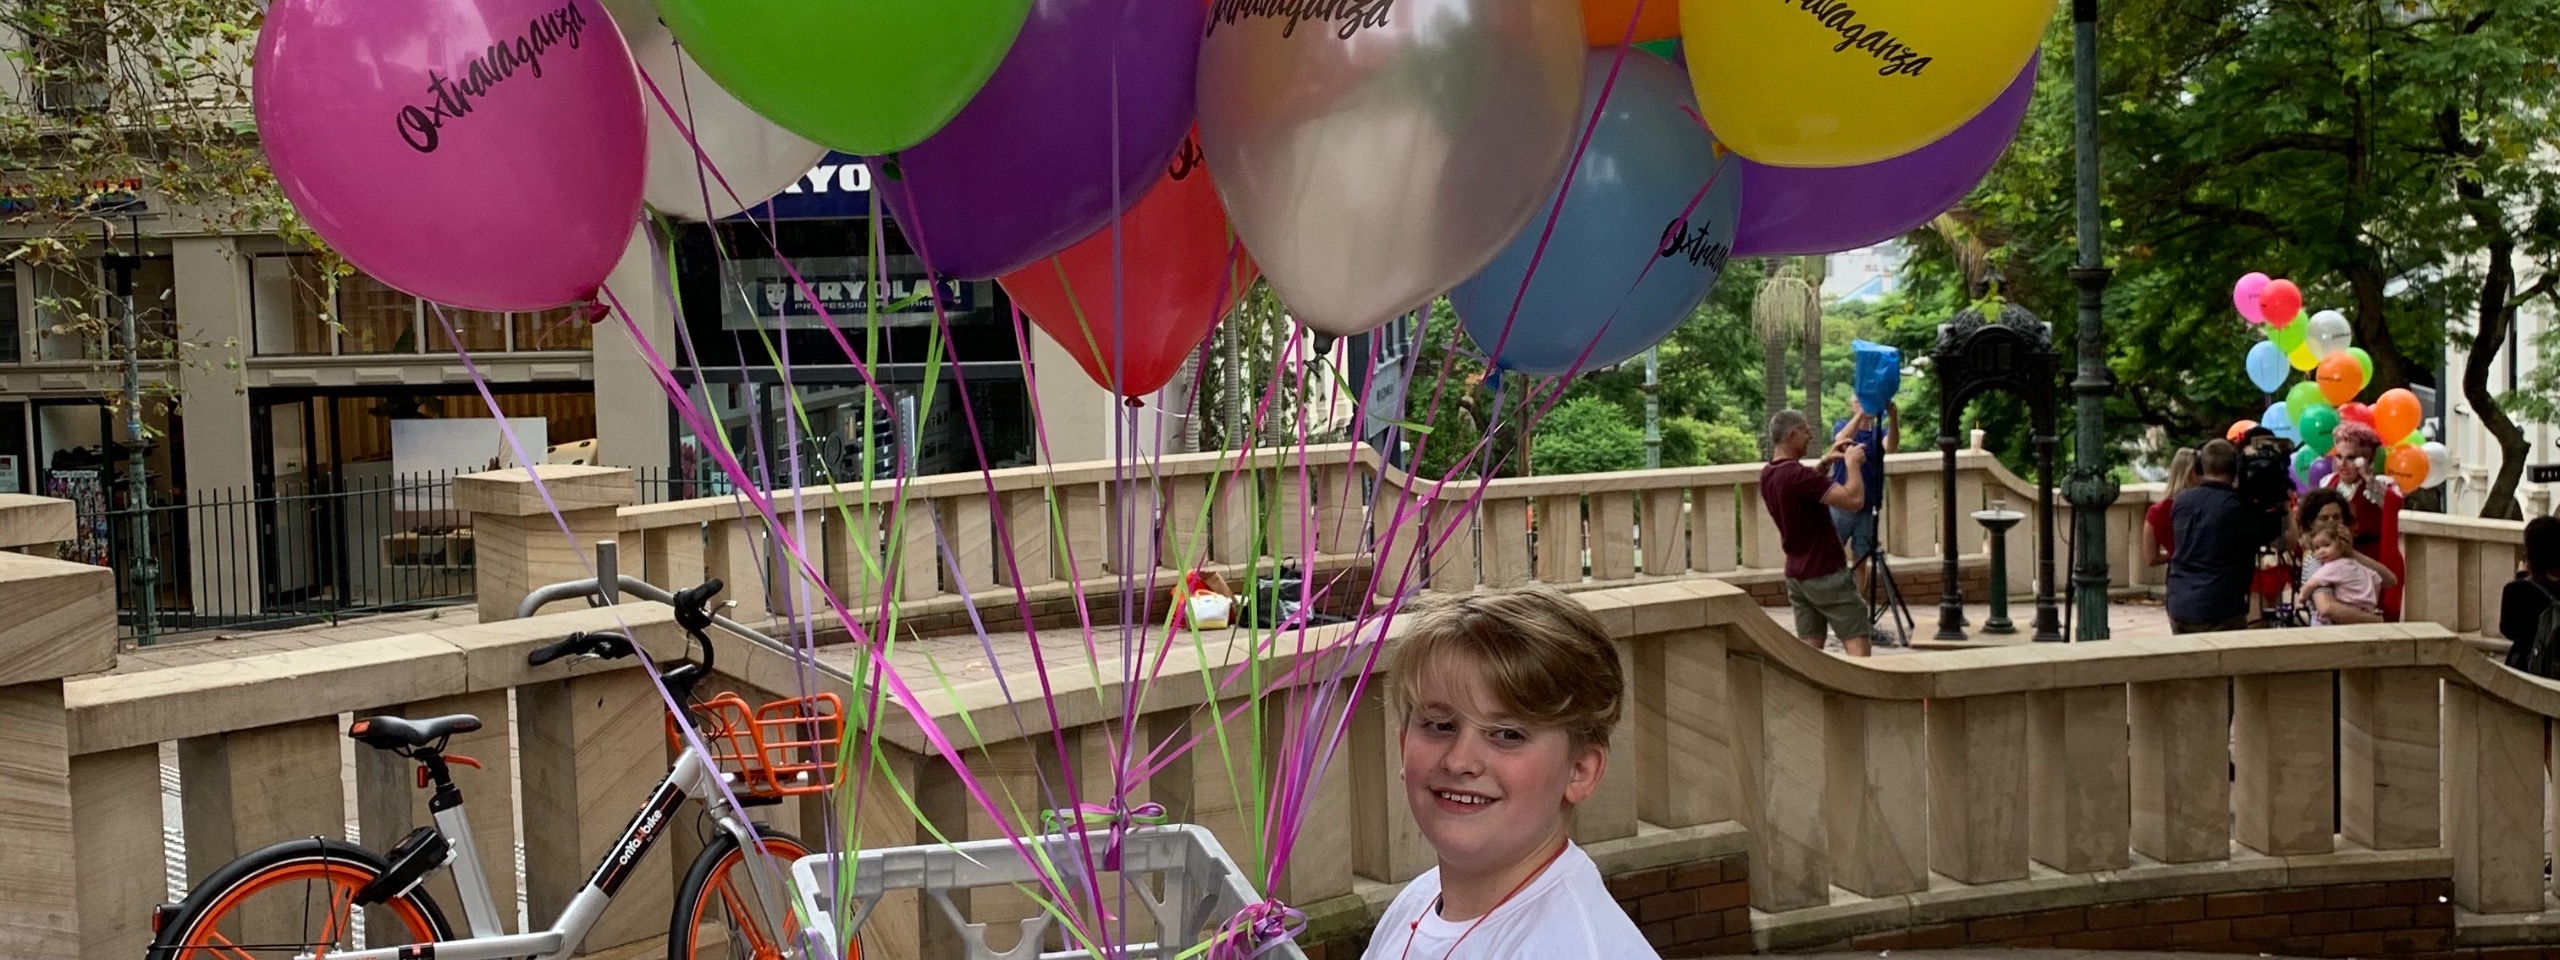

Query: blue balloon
left=2245, top=340, right=2289, bottom=394
left=2261, top=401, right=2297, bottom=442
left=1450, top=52, right=1739, bottom=376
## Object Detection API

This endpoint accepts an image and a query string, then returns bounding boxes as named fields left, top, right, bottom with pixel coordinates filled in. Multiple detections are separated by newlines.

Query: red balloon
left=1001, top=133, right=1257, bottom=401
left=2337, top=402, right=2375, bottom=428
left=2259, top=279, right=2304, bottom=327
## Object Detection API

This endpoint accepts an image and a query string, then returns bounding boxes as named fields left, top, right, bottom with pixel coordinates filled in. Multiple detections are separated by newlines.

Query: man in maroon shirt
left=1762, top=410, right=1873, bottom=656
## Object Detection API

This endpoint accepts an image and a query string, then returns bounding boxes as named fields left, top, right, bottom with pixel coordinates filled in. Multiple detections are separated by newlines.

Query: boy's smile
left=1399, top=656, right=1604, bottom=917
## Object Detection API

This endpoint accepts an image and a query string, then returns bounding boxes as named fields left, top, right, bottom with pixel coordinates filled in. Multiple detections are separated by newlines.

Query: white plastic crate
left=789, top=824, right=1309, bottom=960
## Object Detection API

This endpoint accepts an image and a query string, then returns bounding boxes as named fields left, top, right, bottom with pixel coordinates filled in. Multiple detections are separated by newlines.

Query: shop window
left=250, top=254, right=334, bottom=356
left=513, top=304, right=594, bottom=351
left=0, top=269, right=17, bottom=364
left=427, top=306, right=509, bottom=354
left=338, top=272, right=418, bottom=355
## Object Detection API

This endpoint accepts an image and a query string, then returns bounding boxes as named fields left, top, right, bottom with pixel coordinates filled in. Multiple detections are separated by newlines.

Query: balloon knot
left=1125, top=396, right=1146, bottom=409
left=880, top=155, right=904, bottom=182
left=575, top=295, right=611, bottom=325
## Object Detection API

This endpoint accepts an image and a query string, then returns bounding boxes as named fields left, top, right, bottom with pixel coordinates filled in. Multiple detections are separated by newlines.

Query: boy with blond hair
left=1363, top=589, right=1657, bottom=960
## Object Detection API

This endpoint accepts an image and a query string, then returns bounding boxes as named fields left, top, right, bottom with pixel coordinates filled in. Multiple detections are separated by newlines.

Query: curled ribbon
left=1040, top=800, right=1169, bottom=871
left=1207, top=899, right=1307, bottom=960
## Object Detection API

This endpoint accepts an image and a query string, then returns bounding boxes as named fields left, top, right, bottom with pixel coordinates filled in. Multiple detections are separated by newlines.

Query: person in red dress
left=2148, top=447, right=2198, bottom=568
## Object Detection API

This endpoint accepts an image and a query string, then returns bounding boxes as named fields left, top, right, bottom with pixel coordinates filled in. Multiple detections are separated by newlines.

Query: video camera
left=2234, top=429, right=2296, bottom=517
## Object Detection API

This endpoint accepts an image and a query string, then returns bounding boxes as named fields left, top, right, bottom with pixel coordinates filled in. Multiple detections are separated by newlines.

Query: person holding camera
left=2318, top=422, right=2405, bottom=620
left=2166, top=438, right=2287, bottom=634
left=1762, top=410, right=1873, bottom=657
left=1829, top=399, right=1901, bottom=565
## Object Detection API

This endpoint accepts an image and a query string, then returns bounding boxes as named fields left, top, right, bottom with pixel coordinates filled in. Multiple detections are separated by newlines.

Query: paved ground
left=1761, top=596, right=2180, bottom=653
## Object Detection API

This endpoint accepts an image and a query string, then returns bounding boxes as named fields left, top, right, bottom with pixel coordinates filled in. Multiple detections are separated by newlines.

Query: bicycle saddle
left=348, top=714, right=482, bottom=751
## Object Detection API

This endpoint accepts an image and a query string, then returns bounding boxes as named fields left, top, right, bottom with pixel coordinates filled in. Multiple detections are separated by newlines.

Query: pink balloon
left=2233, top=272, right=2269, bottom=324
left=255, top=0, right=646, bottom=313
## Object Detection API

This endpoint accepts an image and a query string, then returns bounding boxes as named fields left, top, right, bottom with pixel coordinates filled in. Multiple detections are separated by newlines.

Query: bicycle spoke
left=713, top=880, right=775, bottom=959
left=315, top=883, right=352, bottom=955
left=188, top=931, right=262, bottom=960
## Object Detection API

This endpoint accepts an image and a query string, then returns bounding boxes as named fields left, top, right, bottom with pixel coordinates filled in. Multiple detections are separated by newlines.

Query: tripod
left=1850, top=496, right=1917, bottom=647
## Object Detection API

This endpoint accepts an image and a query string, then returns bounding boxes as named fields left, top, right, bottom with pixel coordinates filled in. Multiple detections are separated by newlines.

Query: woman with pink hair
left=2320, top=421, right=2405, bottom=620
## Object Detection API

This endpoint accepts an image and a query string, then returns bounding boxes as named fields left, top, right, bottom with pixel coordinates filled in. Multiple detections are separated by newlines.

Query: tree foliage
left=0, top=0, right=315, bottom=423
left=1929, top=0, right=2560, bottom=514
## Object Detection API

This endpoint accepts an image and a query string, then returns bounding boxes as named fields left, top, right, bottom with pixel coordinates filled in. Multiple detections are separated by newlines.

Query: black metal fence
left=65, top=472, right=476, bottom=644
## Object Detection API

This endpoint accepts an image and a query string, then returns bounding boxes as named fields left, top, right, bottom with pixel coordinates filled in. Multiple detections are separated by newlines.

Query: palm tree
left=1753, top=261, right=1819, bottom=452
left=1797, top=254, right=1828, bottom=424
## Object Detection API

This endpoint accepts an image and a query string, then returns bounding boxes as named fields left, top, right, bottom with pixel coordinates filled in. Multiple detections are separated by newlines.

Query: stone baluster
left=821, top=500, right=885, bottom=605
left=705, top=516, right=774, bottom=622
left=2130, top=678, right=2232, bottom=864
left=1350, top=686, right=1434, bottom=884
left=1161, top=475, right=1212, bottom=571
left=2445, top=682, right=2544, bottom=914
left=519, top=667, right=674, bottom=951
left=1536, top=496, right=1584, bottom=584
left=1480, top=498, right=1534, bottom=588
left=996, top=489, right=1055, bottom=589
left=1635, top=629, right=1731, bottom=830
left=1055, top=482, right=1107, bottom=583
left=1929, top=693, right=2031, bottom=884
left=2030, top=686, right=2131, bottom=873
left=1426, top=497, right=1482, bottom=593
left=1, top=552, right=113, bottom=960
left=940, top=495, right=995, bottom=596
left=2232, top=672, right=2335, bottom=856
left=0, top=494, right=74, bottom=555
left=1825, top=694, right=1929, bottom=896
left=1589, top=492, right=1638, bottom=582
left=1642, top=489, right=1687, bottom=577
left=1730, top=657, right=1829, bottom=911
left=2339, top=668, right=2440, bottom=851
left=1689, top=484, right=1738, bottom=574
left=456, top=464, right=636, bottom=620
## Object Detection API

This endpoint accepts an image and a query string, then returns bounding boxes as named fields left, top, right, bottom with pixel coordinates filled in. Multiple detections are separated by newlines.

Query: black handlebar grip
left=526, top=632, right=582, bottom=666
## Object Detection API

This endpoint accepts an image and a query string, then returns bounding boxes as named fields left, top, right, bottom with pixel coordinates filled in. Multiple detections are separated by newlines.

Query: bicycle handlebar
left=525, top=631, right=636, bottom=667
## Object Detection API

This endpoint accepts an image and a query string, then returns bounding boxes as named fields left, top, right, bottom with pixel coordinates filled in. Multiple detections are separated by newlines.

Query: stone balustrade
left=2402, top=510, right=2526, bottom=641
left=466, top=446, right=2160, bottom=644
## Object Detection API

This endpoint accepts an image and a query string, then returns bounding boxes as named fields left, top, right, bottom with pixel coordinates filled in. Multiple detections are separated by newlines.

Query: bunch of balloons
left=250, top=0, right=2057, bottom=397
left=2231, top=272, right=2449, bottom=493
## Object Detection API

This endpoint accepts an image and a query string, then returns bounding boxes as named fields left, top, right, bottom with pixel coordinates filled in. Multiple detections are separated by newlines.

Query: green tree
left=0, top=0, right=312, bottom=425
left=1530, top=397, right=1645, bottom=475
left=1927, top=0, right=2560, bottom=514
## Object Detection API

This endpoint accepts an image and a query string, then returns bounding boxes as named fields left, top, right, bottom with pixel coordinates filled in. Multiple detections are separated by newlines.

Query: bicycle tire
left=670, top=829, right=820, bottom=960
left=150, top=837, right=454, bottom=960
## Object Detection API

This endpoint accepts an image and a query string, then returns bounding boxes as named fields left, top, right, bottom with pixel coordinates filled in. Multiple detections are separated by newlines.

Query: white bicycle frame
left=316, top=545, right=821, bottom=960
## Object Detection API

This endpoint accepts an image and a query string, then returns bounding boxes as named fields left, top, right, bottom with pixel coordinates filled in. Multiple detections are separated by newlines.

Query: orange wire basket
left=666, top=692, right=845, bottom=798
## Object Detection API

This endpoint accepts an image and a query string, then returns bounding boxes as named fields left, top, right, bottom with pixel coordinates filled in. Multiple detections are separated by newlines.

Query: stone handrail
left=0, top=492, right=76, bottom=553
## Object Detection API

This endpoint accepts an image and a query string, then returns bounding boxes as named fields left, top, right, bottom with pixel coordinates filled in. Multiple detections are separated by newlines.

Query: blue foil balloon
left=2260, top=401, right=2297, bottom=443
left=1450, top=51, right=1739, bottom=376
left=2246, top=340, right=2289, bottom=394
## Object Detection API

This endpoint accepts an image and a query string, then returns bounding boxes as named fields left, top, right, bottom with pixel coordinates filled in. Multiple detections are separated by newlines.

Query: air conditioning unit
left=38, top=81, right=109, bottom=115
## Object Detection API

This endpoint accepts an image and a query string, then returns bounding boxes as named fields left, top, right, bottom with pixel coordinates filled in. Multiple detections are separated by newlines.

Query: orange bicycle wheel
left=153, top=840, right=449, bottom=959
left=673, top=831, right=828, bottom=960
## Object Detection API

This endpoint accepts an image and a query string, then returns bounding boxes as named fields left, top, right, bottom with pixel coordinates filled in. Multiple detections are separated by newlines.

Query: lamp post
left=2062, top=0, right=2119, bottom=641
left=1643, top=346, right=1662, bottom=469
left=103, top=213, right=157, bottom=646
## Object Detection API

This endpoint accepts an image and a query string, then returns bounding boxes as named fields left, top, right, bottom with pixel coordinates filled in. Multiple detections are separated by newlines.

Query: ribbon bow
left=1205, top=899, right=1307, bottom=960
left=1040, top=801, right=1169, bottom=871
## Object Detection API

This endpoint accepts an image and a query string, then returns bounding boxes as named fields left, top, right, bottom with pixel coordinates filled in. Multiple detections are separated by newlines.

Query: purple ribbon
left=1041, top=800, right=1169, bottom=871
left=1210, top=899, right=1307, bottom=960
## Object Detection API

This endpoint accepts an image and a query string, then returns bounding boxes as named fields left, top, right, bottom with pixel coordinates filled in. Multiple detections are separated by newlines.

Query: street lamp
left=2061, top=0, right=2119, bottom=641
left=101, top=211, right=157, bottom=646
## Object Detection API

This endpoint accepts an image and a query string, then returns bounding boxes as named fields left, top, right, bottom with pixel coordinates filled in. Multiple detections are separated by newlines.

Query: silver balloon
left=2305, top=309, right=2354, bottom=359
left=2421, top=441, right=2453, bottom=490
left=1198, top=0, right=1584, bottom=338
left=608, top=0, right=828, bottom=221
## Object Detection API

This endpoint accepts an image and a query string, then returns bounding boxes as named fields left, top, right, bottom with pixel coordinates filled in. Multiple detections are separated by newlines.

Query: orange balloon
left=2385, top=445, right=2429, bottom=492
left=2226, top=420, right=2258, bottom=443
left=1582, top=0, right=1680, bottom=45
left=2315, top=352, right=2363, bottom=405
left=2372, top=388, right=2420, bottom=446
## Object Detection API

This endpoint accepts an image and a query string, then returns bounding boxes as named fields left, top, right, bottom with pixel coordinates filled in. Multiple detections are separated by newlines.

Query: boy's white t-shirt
left=1358, top=843, right=1660, bottom=960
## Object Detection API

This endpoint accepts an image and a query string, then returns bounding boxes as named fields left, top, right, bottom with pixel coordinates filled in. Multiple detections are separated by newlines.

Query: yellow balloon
left=1680, top=0, right=2055, bottom=167
left=2288, top=343, right=2318, bottom=371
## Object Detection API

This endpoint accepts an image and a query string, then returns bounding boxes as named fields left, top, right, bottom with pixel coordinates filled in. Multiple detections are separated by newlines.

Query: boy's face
left=1398, top=656, right=1605, bottom=881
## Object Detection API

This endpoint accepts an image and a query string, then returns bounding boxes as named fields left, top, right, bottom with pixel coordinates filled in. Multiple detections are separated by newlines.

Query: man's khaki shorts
left=1785, top=568, right=1872, bottom=642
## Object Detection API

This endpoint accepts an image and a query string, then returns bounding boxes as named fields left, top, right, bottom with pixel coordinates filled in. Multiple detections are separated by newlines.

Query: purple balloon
left=2308, top=456, right=2336, bottom=489
left=1727, top=57, right=2037, bottom=258
left=874, top=0, right=1199, bottom=280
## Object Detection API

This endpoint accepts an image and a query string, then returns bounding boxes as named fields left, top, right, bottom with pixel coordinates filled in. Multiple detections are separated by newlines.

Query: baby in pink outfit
left=2303, top=522, right=2384, bottom=625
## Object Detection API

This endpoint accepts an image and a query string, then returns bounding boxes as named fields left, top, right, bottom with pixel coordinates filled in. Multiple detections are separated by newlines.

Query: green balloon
left=2300, top=404, right=2341, bottom=454
left=1636, top=38, right=1682, bottom=61
left=2293, top=445, right=2319, bottom=482
left=2349, top=347, right=2374, bottom=386
left=653, top=0, right=1034, bottom=155
left=2284, top=381, right=2325, bottom=425
left=2269, top=320, right=2308, bottom=354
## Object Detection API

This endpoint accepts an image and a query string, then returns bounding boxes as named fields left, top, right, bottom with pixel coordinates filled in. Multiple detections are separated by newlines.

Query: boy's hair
left=2197, top=439, right=2239, bottom=479
left=1387, top=588, right=1624, bottom=750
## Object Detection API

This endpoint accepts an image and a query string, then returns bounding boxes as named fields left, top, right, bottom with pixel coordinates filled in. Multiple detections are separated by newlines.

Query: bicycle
left=147, top=577, right=846, bottom=960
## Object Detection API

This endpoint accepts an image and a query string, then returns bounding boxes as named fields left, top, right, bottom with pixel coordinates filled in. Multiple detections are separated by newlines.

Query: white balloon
left=2305, top=309, right=2354, bottom=359
left=2421, top=441, right=2453, bottom=490
left=614, top=1, right=828, bottom=221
